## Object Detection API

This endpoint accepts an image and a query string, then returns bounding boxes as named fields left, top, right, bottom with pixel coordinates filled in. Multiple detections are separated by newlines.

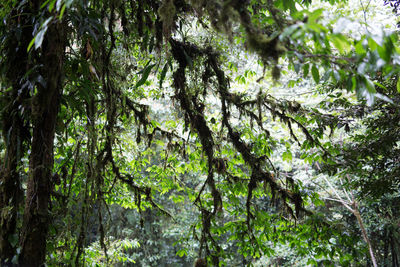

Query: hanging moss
left=246, top=31, right=286, bottom=62
left=158, top=0, right=176, bottom=39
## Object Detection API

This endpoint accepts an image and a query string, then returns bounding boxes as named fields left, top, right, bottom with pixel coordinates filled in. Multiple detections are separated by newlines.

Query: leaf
left=40, top=0, right=51, bottom=9
left=330, top=34, right=350, bottom=54
left=375, top=93, right=393, bottom=104
left=35, top=74, right=47, bottom=88
left=332, top=70, right=340, bottom=82
left=56, top=0, right=62, bottom=11
left=148, top=35, right=155, bottom=53
left=135, top=63, right=156, bottom=88
left=346, top=76, right=356, bottom=92
left=355, top=40, right=366, bottom=56
left=183, top=49, right=193, bottom=67
left=367, top=37, right=378, bottom=51
left=288, top=80, right=296, bottom=88
left=303, top=63, right=309, bottom=78
left=280, top=24, right=300, bottom=40
left=59, top=4, right=67, bottom=19
left=27, top=37, right=36, bottom=52
left=8, top=234, right=18, bottom=247
left=176, top=249, right=187, bottom=257
left=34, top=32, right=44, bottom=50
left=357, top=62, right=367, bottom=75
left=311, top=65, right=320, bottom=84
left=282, top=151, right=292, bottom=162
left=282, top=0, right=296, bottom=12
left=377, top=44, right=390, bottom=62
left=397, top=79, right=400, bottom=93
left=48, top=0, right=55, bottom=11
left=28, top=17, right=53, bottom=51
left=159, top=61, right=169, bottom=89
left=365, top=77, right=376, bottom=94
left=363, top=90, right=375, bottom=106
left=308, top=8, right=324, bottom=23
left=293, top=63, right=301, bottom=73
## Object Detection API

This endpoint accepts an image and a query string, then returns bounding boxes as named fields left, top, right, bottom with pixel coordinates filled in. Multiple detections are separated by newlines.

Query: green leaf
left=8, top=234, right=18, bottom=247
left=375, top=93, right=393, bottom=103
left=28, top=17, right=53, bottom=51
left=176, top=249, right=187, bottom=257
left=183, top=50, right=193, bottom=67
left=40, top=0, right=51, bottom=9
left=367, top=37, right=378, bottom=51
left=282, top=0, right=296, bottom=12
left=365, top=77, right=376, bottom=93
left=59, top=4, right=67, bottom=19
left=135, top=63, right=156, bottom=88
left=293, top=63, right=300, bottom=73
left=56, top=0, right=63, bottom=11
left=377, top=45, right=390, bottom=62
left=35, top=29, right=47, bottom=49
left=357, top=62, right=367, bottom=75
left=27, top=35, right=36, bottom=52
left=308, top=8, right=324, bottom=23
left=332, top=70, right=340, bottom=82
left=311, top=65, right=320, bottom=84
left=280, top=24, right=300, bottom=40
left=364, top=90, right=375, bottom=106
left=373, top=81, right=386, bottom=91
left=48, top=0, right=55, bottom=11
left=397, top=79, right=400, bottom=93
left=351, top=76, right=357, bottom=91
left=282, top=151, right=292, bottom=162
left=288, top=80, right=296, bottom=88
left=159, top=61, right=169, bottom=89
left=355, top=40, right=366, bottom=56
left=148, top=35, right=155, bottom=53
left=303, top=63, right=309, bottom=78
left=346, top=76, right=356, bottom=91
left=330, top=34, right=350, bottom=54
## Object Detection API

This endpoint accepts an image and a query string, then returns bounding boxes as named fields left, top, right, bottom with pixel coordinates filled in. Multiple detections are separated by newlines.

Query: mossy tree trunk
left=0, top=115, right=24, bottom=263
left=17, top=5, right=66, bottom=266
left=0, top=4, right=33, bottom=264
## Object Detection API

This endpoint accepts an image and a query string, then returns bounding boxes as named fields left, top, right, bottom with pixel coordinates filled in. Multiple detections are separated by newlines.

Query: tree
left=1, top=1, right=66, bottom=265
left=317, top=75, right=400, bottom=266
left=0, top=0, right=399, bottom=266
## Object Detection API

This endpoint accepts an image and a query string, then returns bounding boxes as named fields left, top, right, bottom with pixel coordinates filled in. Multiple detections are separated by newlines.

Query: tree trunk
left=354, top=209, right=378, bottom=267
left=0, top=121, right=24, bottom=263
left=19, top=18, right=66, bottom=266
left=0, top=4, right=32, bottom=263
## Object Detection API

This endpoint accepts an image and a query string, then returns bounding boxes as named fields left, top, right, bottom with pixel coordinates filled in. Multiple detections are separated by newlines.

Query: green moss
left=246, top=31, right=286, bottom=62
left=158, top=0, right=176, bottom=33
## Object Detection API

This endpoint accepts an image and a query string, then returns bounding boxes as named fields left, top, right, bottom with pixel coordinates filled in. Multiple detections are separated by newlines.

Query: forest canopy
left=1, top=0, right=400, bottom=266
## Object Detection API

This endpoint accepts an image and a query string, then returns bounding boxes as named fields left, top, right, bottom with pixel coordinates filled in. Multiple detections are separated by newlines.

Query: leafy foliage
left=0, top=0, right=400, bottom=266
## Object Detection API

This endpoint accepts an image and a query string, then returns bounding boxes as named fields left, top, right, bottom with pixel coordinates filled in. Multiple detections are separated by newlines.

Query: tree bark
left=19, top=18, right=66, bottom=266
left=0, top=4, right=32, bottom=263
left=354, top=209, right=378, bottom=267
left=0, top=119, right=24, bottom=263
